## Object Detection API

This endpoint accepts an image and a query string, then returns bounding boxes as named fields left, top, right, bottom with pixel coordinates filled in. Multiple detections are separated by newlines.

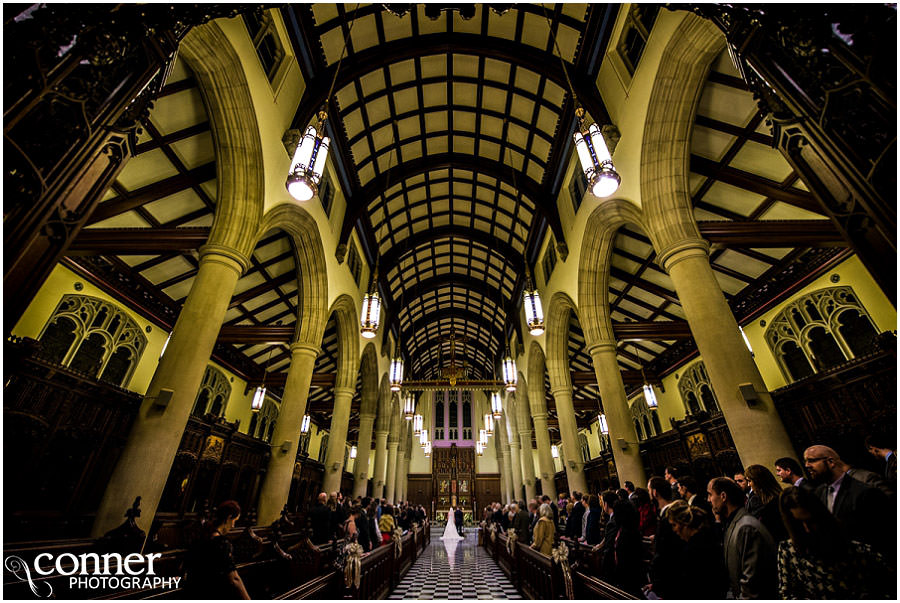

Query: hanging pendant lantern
left=286, top=111, right=331, bottom=202
left=403, top=392, right=415, bottom=420
left=389, top=356, right=404, bottom=391
left=413, top=414, right=423, bottom=436
left=424, top=441, right=432, bottom=457
left=349, top=445, right=358, bottom=460
left=502, top=355, right=517, bottom=392
left=490, top=392, right=503, bottom=419
left=420, top=428, right=428, bottom=448
left=573, top=108, right=620, bottom=199
left=360, top=290, right=381, bottom=339
left=642, top=383, right=658, bottom=409
left=476, top=441, right=484, bottom=456
left=251, top=386, right=266, bottom=412
left=479, top=429, right=487, bottom=446
left=597, top=412, right=609, bottom=435
left=551, top=444, right=559, bottom=459
left=523, top=287, right=545, bottom=336
left=484, top=413, right=494, bottom=437
left=300, top=414, right=311, bottom=434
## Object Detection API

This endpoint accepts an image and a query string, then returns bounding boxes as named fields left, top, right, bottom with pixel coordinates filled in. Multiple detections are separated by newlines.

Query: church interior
left=4, top=3, right=896, bottom=600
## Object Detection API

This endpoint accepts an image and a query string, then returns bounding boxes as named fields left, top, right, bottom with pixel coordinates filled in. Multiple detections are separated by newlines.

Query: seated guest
left=677, top=475, right=712, bottom=515
left=531, top=503, right=556, bottom=556
left=708, top=477, right=777, bottom=599
left=667, top=502, right=728, bottom=599
left=183, top=500, right=250, bottom=600
left=775, top=456, right=811, bottom=490
left=777, top=486, right=894, bottom=599
left=632, top=487, right=657, bottom=538
left=804, top=445, right=893, bottom=555
left=744, top=464, right=789, bottom=543
left=378, top=504, right=395, bottom=544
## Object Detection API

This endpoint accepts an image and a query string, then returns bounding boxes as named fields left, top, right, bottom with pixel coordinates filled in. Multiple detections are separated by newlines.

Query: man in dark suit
left=510, top=502, right=531, bottom=544
left=308, top=492, right=331, bottom=545
left=647, top=476, right=685, bottom=599
left=805, top=445, right=892, bottom=555
left=865, top=435, right=897, bottom=487
left=676, top=476, right=712, bottom=515
left=528, top=500, right=539, bottom=532
left=491, top=503, right=505, bottom=532
left=775, top=456, right=813, bottom=491
left=565, top=491, right=585, bottom=539
left=454, top=507, right=464, bottom=536
left=357, top=498, right=372, bottom=551
left=598, top=491, right=619, bottom=580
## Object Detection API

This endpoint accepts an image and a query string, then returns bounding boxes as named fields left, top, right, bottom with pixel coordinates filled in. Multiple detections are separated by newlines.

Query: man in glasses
left=803, top=445, right=892, bottom=556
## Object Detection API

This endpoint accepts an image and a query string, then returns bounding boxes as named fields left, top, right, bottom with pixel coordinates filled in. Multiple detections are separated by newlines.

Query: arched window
left=192, top=365, right=231, bottom=417
left=449, top=397, right=458, bottom=440
left=462, top=391, right=472, bottom=440
left=251, top=398, right=278, bottom=441
left=630, top=394, right=659, bottom=438
left=678, top=362, right=720, bottom=415
left=318, top=434, right=329, bottom=463
left=38, top=294, right=147, bottom=387
left=765, top=286, right=878, bottom=384
left=651, top=411, right=662, bottom=435
left=579, top=433, right=590, bottom=462
left=435, top=392, right=445, bottom=440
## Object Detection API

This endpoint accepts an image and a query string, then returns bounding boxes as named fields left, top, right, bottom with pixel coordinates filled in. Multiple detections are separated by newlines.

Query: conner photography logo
left=4, top=551, right=180, bottom=598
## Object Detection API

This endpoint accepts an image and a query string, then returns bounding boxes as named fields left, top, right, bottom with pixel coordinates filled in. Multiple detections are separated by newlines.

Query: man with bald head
left=804, top=445, right=892, bottom=555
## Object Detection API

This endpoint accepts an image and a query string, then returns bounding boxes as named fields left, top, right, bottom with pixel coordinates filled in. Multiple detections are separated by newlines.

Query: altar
left=433, top=444, right=475, bottom=524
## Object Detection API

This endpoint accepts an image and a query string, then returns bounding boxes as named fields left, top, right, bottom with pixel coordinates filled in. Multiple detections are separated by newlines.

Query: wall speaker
left=280, top=441, right=291, bottom=453
left=617, top=437, right=627, bottom=450
left=739, top=383, right=760, bottom=406
left=153, top=388, right=174, bottom=407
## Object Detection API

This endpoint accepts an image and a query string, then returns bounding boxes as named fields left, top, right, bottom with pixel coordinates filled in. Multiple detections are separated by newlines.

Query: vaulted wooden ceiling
left=64, top=6, right=847, bottom=441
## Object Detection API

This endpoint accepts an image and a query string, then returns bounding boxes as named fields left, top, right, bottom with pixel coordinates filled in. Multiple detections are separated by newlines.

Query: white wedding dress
left=441, top=507, right=463, bottom=540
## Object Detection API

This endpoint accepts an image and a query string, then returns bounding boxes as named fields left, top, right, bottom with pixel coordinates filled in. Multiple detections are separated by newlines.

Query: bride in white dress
left=441, top=507, right=463, bottom=540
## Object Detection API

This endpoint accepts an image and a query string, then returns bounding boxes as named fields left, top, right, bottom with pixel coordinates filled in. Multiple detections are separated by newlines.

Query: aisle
left=388, top=526, right=523, bottom=600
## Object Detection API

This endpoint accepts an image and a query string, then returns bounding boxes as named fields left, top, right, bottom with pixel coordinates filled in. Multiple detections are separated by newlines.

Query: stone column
left=587, top=341, right=647, bottom=487
left=514, top=391, right=537, bottom=502
left=497, top=418, right=515, bottom=504
left=505, top=414, right=524, bottom=502
left=528, top=380, right=557, bottom=500
left=399, top=426, right=412, bottom=502
left=385, top=441, right=399, bottom=503
left=660, top=240, right=796, bottom=466
left=322, top=386, right=355, bottom=493
left=92, top=245, right=248, bottom=536
left=395, top=421, right=409, bottom=502
left=352, top=413, right=375, bottom=498
left=372, top=430, right=389, bottom=499
left=531, top=413, right=558, bottom=500
left=550, top=386, right=588, bottom=495
left=257, top=342, right=320, bottom=524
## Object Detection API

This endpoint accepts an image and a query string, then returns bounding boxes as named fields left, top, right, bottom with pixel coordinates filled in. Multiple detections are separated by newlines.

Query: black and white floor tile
left=388, top=527, right=523, bottom=600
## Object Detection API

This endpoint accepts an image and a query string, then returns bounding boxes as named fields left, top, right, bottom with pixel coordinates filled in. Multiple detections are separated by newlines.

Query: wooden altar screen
left=432, top=444, right=475, bottom=520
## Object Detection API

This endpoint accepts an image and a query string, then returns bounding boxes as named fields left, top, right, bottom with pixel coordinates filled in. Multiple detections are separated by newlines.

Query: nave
left=389, top=527, right=522, bottom=600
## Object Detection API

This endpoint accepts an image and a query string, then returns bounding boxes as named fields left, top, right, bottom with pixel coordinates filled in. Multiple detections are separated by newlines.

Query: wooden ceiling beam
left=227, top=272, right=295, bottom=310
left=690, top=155, right=820, bottom=212
left=612, top=320, right=693, bottom=340
left=571, top=370, right=661, bottom=387
left=698, top=220, right=844, bottom=247
left=217, top=325, right=295, bottom=344
left=87, top=161, right=216, bottom=225
left=67, top=227, right=210, bottom=255
left=379, top=225, right=525, bottom=274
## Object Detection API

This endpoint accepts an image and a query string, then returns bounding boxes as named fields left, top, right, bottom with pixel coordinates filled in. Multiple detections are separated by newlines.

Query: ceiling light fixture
left=285, top=4, right=361, bottom=201
left=542, top=5, right=620, bottom=199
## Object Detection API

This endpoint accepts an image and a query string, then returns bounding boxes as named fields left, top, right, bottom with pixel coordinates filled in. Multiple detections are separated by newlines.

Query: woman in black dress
left=183, top=500, right=250, bottom=599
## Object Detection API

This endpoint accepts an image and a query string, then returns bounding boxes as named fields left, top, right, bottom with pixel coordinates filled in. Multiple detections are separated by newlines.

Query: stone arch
left=327, top=294, right=361, bottom=391
left=639, top=12, right=725, bottom=262
left=256, top=203, right=329, bottom=346
left=544, top=291, right=579, bottom=392
left=578, top=199, right=649, bottom=345
left=359, top=343, right=379, bottom=415
left=180, top=22, right=264, bottom=259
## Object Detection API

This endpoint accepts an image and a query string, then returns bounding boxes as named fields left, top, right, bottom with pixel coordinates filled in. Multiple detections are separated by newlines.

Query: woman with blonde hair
left=530, top=503, right=555, bottom=556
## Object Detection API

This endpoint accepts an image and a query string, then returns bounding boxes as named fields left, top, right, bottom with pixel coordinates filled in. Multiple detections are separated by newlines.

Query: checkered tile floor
left=388, top=527, right=523, bottom=600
